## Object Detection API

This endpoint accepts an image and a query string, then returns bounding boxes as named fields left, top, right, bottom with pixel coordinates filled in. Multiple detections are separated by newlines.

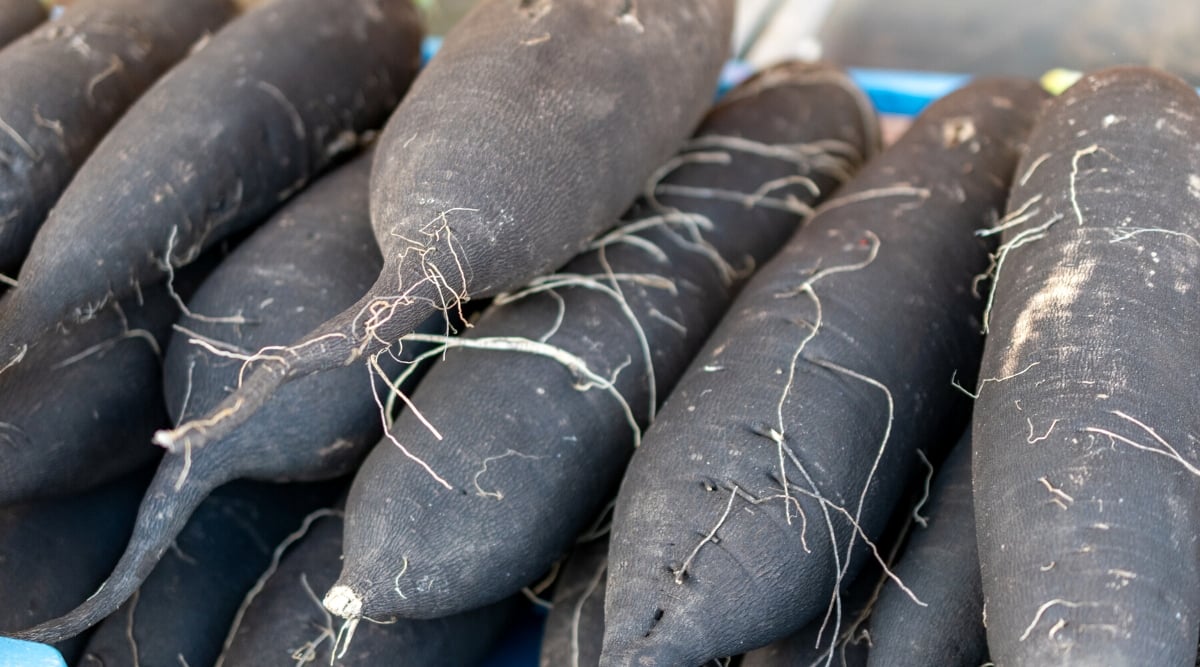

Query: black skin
left=327, top=61, right=879, bottom=621
left=0, top=468, right=151, bottom=663
left=740, top=576, right=878, bottom=667
left=0, top=0, right=45, bottom=49
left=153, top=0, right=738, bottom=459
left=974, top=67, right=1200, bottom=666
left=541, top=536, right=610, bottom=667
left=0, top=286, right=174, bottom=506
left=9, top=153, right=443, bottom=643
left=599, top=79, right=1048, bottom=667
left=0, top=0, right=423, bottom=355
left=867, top=433, right=986, bottom=667
left=219, top=508, right=517, bottom=667
left=0, top=0, right=237, bottom=272
left=77, top=480, right=340, bottom=667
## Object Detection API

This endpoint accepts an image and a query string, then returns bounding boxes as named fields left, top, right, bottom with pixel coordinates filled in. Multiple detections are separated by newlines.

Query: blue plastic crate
left=0, top=638, right=66, bottom=667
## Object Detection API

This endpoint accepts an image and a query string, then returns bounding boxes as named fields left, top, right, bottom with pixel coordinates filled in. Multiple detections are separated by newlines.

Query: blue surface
left=848, top=67, right=972, bottom=115
left=0, top=638, right=66, bottom=667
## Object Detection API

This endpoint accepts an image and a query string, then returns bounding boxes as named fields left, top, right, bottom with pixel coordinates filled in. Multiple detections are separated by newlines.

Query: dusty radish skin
left=867, top=433, right=986, bottom=667
left=323, top=61, right=878, bottom=622
left=218, top=509, right=516, bottom=667
left=150, top=0, right=736, bottom=462
left=0, top=0, right=46, bottom=49
left=0, top=0, right=236, bottom=272
left=76, top=480, right=338, bottom=667
left=973, top=67, right=1200, bottom=667
left=7, top=154, right=440, bottom=643
left=0, top=0, right=423, bottom=359
left=0, top=287, right=175, bottom=506
left=598, top=79, right=1048, bottom=666
left=739, top=576, right=878, bottom=667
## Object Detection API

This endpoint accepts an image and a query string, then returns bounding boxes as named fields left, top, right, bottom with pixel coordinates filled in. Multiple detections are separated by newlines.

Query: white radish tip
left=324, top=585, right=363, bottom=619
left=152, top=429, right=178, bottom=452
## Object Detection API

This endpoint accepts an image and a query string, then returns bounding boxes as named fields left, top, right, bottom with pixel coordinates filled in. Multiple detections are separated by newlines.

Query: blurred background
left=398, top=0, right=1200, bottom=85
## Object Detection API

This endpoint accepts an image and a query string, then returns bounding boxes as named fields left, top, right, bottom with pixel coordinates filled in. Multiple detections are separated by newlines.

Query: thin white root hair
left=497, top=263, right=661, bottom=421
left=1019, top=599, right=1101, bottom=641
left=588, top=211, right=739, bottom=284
left=331, top=617, right=360, bottom=663
left=498, top=273, right=678, bottom=301
left=772, top=230, right=881, bottom=525
left=576, top=499, right=617, bottom=543
left=86, top=54, right=124, bottom=106
left=215, top=509, right=344, bottom=667
left=290, top=574, right=335, bottom=665
left=653, top=183, right=816, bottom=218
left=815, top=186, right=931, bottom=215
left=673, top=485, right=740, bottom=584
left=811, top=357, right=900, bottom=613
left=951, top=360, right=1041, bottom=400
left=179, top=330, right=290, bottom=385
left=472, top=449, right=543, bottom=500
left=175, top=441, right=193, bottom=492
left=177, top=359, right=197, bottom=422
left=154, top=397, right=245, bottom=455
left=648, top=308, right=687, bottom=337
left=747, top=174, right=820, bottom=217
left=162, top=226, right=248, bottom=325
left=520, top=586, right=554, bottom=610
left=51, top=327, right=160, bottom=370
left=0, top=272, right=16, bottom=287
left=369, top=351, right=440, bottom=437
left=393, top=557, right=410, bottom=600
left=809, top=494, right=926, bottom=608
left=1037, top=476, right=1074, bottom=509
left=976, top=212, right=1062, bottom=326
left=173, top=324, right=253, bottom=357
left=571, top=558, right=608, bottom=667
left=641, top=150, right=732, bottom=207
left=1019, top=153, right=1052, bottom=186
left=366, top=354, right=451, bottom=490
left=778, top=230, right=882, bottom=298
left=401, top=333, right=642, bottom=447
left=683, top=134, right=861, bottom=182
left=1106, top=226, right=1200, bottom=246
left=0, top=113, right=38, bottom=160
left=811, top=509, right=916, bottom=667
left=730, top=485, right=809, bottom=554
left=771, top=285, right=822, bottom=526
left=537, top=289, right=567, bottom=343
left=1086, top=410, right=1200, bottom=477
left=0, top=344, right=26, bottom=376
left=126, top=588, right=141, bottom=667
left=911, top=450, right=934, bottom=528
left=1028, top=418, right=1060, bottom=444
left=1069, top=145, right=1100, bottom=226
left=598, top=246, right=657, bottom=419
left=528, top=560, right=561, bottom=597
left=352, top=209, right=475, bottom=355
left=976, top=194, right=1043, bottom=237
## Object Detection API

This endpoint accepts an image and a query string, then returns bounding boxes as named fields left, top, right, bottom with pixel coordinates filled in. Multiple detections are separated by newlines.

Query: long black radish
left=598, top=79, right=1047, bottom=666
left=9, top=154, right=440, bottom=643
left=149, top=0, right=736, bottom=466
left=321, top=61, right=877, bottom=623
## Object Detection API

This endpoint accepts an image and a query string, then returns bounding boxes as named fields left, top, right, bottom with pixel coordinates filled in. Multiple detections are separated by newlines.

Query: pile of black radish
left=0, top=0, right=1196, bottom=663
